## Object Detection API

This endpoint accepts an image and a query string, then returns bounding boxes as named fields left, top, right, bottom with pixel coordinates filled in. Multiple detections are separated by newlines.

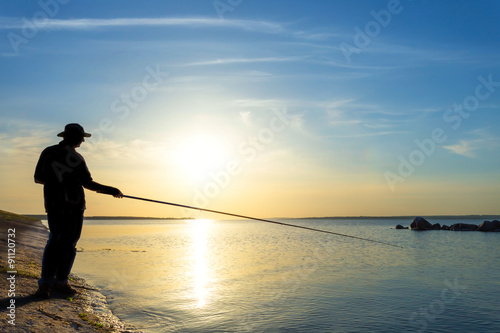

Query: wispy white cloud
left=363, top=123, right=398, bottom=129
left=0, top=16, right=354, bottom=43
left=81, top=139, right=169, bottom=163
left=328, top=131, right=409, bottom=139
left=0, top=17, right=286, bottom=34
left=321, top=99, right=357, bottom=110
left=225, top=98, right=288, bottom=109
left=328, top=119, right=363, bottom=127
left=0, top=119, right=168, bottom=166
left=468, top=127, right=500, bottom=140
left=324, top=99, right=403, bottom=128
left=290, top=38, right=498, bottom=69
left=406, top=107, right=444, bottom=114
left=182, top=57, right=299, bottom=67
left=0, top=119, right=54, bottom=164
left=291, top=31, right=341, bottom=41
left=356, top=41, right=500, bottom=68
left=443, top=130, right=500, bottom=158
left=311, top=59, right=409, bottom=70
left=443, top=140, right=478, bottom=158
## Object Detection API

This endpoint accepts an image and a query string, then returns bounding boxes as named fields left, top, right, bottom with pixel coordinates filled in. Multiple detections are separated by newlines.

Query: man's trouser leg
left=39, top=208, right=84, bottom=286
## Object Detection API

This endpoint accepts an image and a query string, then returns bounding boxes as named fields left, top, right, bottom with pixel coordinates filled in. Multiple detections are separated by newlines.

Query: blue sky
left=1, top=0, right=499, bottom=217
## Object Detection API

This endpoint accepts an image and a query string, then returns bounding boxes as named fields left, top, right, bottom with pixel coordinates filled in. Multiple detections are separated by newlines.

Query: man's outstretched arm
left=83, top=181, right=123, bottom=198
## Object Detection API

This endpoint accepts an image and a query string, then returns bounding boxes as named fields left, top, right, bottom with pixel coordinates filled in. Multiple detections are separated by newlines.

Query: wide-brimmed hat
left=57, top=123, right=92, bottom=137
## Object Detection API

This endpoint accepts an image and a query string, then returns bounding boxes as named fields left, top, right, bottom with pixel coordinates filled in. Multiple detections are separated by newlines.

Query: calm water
left=71, top=218, right=500, bottom=332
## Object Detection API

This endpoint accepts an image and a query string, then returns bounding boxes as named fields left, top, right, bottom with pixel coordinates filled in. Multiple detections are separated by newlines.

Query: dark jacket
left=35, top=141, right=116, bottom=212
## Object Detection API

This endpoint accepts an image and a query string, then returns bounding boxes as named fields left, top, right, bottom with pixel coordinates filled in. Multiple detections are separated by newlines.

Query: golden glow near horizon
left=189, top=219, right=212, bottom=308
left=1, top=2, right=500, bottom=219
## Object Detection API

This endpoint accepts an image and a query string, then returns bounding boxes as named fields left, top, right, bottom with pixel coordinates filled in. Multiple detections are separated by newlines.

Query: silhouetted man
left=34, top=123, right=123, bottom=299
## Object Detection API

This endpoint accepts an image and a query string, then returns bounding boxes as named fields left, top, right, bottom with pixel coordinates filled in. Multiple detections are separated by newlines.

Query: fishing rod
left=122, top=195, right=402, bottom=248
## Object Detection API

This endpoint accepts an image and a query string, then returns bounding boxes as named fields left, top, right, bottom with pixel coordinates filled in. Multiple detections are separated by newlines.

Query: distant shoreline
left=25, top=214, right=195, bottom=221
left=24, top=214, right=500, bottom=221
left=293, top=215, right=500, bottom=220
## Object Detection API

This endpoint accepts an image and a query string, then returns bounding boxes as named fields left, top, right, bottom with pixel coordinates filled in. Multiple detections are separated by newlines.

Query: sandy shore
left=0, top=209, right=140, bottom=332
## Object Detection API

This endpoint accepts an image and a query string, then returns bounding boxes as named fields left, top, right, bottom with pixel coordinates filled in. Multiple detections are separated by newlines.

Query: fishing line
left=122, top=195, right=402, bottom=248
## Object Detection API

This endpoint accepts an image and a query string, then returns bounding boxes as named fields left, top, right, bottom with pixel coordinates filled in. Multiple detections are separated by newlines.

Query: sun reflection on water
left=190, top=219, right=212, bottom=308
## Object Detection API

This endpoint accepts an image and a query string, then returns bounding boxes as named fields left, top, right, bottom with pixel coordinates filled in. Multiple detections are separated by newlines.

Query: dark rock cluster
left=395, top=216, right=500, bottom=232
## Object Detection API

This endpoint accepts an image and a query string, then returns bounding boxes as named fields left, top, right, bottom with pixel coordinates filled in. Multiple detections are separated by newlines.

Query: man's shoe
left=53, top=282, right=77, bottom=296
left=34, top=284, right=51, bottom=299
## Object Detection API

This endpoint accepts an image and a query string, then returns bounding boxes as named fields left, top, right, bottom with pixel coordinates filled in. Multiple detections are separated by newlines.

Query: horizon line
left=24, top=214, right=500, bottom=220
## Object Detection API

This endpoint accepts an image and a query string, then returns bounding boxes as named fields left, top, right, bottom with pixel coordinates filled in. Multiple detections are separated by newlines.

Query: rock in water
left=395, top=224, right=408, bottom=229
left=477, top=220, right=500, bottom=232
left=450, top=223, right=478, bottom=231
left=432, top=223, right=441, bottom=230
left=410, top=217, right=433, bottom=231
left=441, top=225, right=451, bottom=230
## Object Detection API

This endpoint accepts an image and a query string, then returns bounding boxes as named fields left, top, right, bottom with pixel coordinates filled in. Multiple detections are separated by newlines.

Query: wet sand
left=0, top=209, right=140, bottom=332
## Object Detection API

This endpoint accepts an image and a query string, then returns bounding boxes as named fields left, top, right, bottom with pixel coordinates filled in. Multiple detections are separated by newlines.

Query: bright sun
left=172, top=133, right=229, bottom=180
